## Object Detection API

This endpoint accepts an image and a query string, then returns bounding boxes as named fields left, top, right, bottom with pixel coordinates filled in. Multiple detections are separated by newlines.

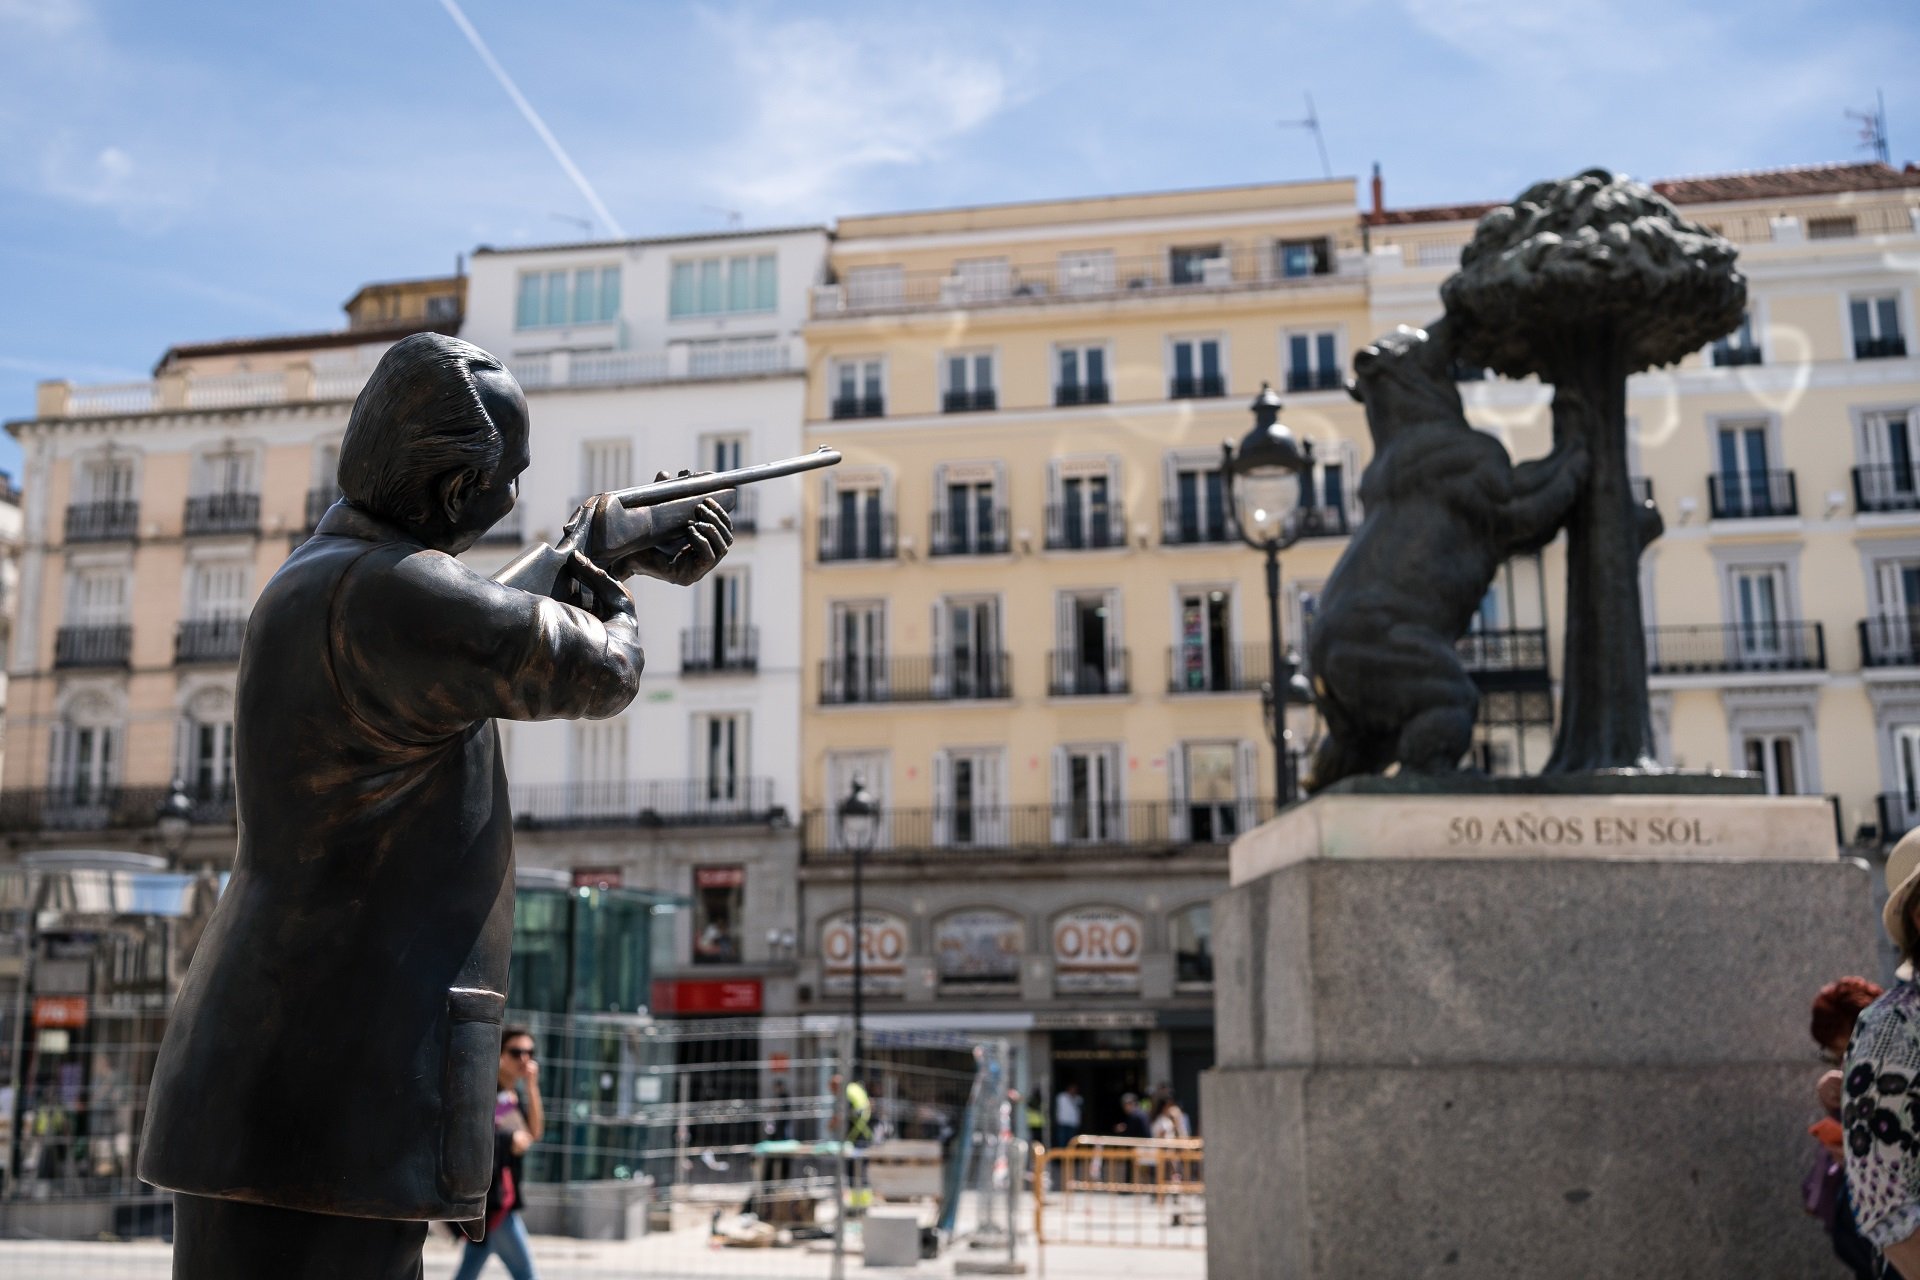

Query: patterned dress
left=1844, top=978, right=1920, bottom=1250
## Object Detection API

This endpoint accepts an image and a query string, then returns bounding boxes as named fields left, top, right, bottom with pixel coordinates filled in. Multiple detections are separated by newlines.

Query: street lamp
left=155, top=779, right=194, bottom=866
left=1222, top=383, right=1317, bottom=805
left=835, top=775, right=879, bottom=1084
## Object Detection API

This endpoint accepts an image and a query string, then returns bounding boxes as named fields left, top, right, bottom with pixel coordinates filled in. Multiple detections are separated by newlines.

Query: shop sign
left=696, top=866, right=746, bottom=889
left=571, top=867, right=623, bottom=889
left=822, top=911, right=907, bottom=996
left=1052, top=907, right=1142, bottom=994
left=1034, top=1010, right=1156, bottom=1030
left=651, top=978, right=763, bottom=1015
left=33, top=995, right=88, bottom=1028
left=934, top=910, right=1023, bottom=983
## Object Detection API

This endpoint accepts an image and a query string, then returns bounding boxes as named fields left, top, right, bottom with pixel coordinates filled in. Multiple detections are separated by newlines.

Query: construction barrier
left=1032, top=1134, right=1205, bottom=1252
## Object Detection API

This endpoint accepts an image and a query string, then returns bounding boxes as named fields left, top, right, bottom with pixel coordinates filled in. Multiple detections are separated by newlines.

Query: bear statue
left=1303, top=318, right=1587, bottom=792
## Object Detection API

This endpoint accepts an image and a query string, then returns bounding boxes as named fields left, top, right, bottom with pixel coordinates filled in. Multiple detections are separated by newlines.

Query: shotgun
left=492, top=446, right=843, bottom=601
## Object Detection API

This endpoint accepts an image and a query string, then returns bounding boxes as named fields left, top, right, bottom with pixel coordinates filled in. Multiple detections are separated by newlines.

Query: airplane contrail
left=435, top=0, right=627, bottom=239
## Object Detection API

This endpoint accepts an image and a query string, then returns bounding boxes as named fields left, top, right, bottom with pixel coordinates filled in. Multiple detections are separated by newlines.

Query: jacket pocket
left=438, top=986, right=508, bottom=1204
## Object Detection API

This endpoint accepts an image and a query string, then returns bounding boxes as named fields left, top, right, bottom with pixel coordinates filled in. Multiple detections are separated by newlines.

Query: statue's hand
left=564, top=550, right=635, bottom=625
left=610, top=470, right=735, bottom=586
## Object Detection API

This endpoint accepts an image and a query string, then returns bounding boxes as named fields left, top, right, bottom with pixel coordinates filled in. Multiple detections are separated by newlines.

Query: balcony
left=1296, top=503, right=1351, bottom=539
left=184, top=491, right=260, bottom=537
left=1285, top=368, right=1344, bottom=393
left=1166, top=644, right=1270, bottom=695
left=808, top=242, right=1357, bottom=319
left=1456, top=627, right=1549, bottom=688
left=1854, top=465, right=1920, bottom=514
left=942, top=388, right=998, bottom=414
left=1049, top=649, right=1130, bottom=696
left=508, top=340, right=797, bottom=390
left=1860, top=615, right=1920, bottom=667
left=1169, top=373, right=1227, bottom=400
left=680, top=626, right=758, bottom=675
left=474, top=509, right=523, bottom=545
left=305, top=486, right=341, bottom=533
left=1711, top=344, right=1763, bottom=367
left=1707, top=471, right=1798, bottom=520
left=1054, top=382, right=1111, bottom=407
left=1646, top=622, right=1826, bottom=674
left=929, top=508, right=1009, bottom=556
left=510, top=777, right=779, bottom=830
left=730, top=487, right=758, bottom=535
left=800, top=798, right=1282, bottom=859
left=1160, top=499, right=1232, bottom=546
left=1857, top=335, right=1909, bottom=360
left=0, top=784, right=235, bottom=834
left=818, top=654, right=1012, bottom=704
left=830, top=395, right=885, bottom=420
left=1043, top=500, right=1127, bottom=551
left=176, top=617, right=247, bottom=665
left=1880, top=792, right=1920, bottom=844
left=64, top=500, right=139, bottom=543
left=55, top=625, right=131, bottom=669
left=818, top=513, right=895, bottom=563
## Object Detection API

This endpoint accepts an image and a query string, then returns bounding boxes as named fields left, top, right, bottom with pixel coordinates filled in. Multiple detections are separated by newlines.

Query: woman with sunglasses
left=453, top=1027, right=545, bottom=1280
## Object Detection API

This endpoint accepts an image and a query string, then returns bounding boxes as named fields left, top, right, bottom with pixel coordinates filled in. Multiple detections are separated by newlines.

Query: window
left=941, top=351, right=997, bottom=413
left=670, top=253, right=777, bottom=318
left=1049, top=461, right=1118, bottom=550
left=695, top=712, right=747, bottom=805
left=1054, top=590, right=1122, bottom=695
left=1730, top=564, right=1788, bottom=658
left=706, top=436, right=744, bottom=473
left=1166, top=462, right=1229, bottom=543
left=1854, top=294, right=1907, bottom=360
left=1712, top=421, right=1790, bottom=518
left=1808, top=215, right=1858, bottom=240
left=831, top=358, right=885, bottom=418
left=936, top=596, right=1004, bottom=698
left=1286, top=331, right=1342, bottom=393
left=1052, top=744, right=1122, bottom=843
left=825, top=752, right=890, bottom=850
left=1173, top=589, right=1234, bottom=692
left=1169, top=245, right=1224, bottom=285
left=691, top=569, right=751, bottom=671
left=932, top=464, right=1003, bottom=555
left=581, top=439, right=633, bottom=499
left=692, top=866, right=745, bottom=965
left=1178, top=742, right=1252, bottom=843
left=1169, top=338, right=1225, bottom=399
left=1867, top=560, right=1920, bottom=662
left=1416, top=241, right=1462, bottom=267
left=1172, top=904, right=1213, bottom=984
left=823, top=478, right=890, bottom=561
left=79, top=456, right=135, bottom=504
left=1297, top=452, right=1349, bottom=535
left=68, top=567, right=128, bottom=624
left=1711, top=314, right=1762, bottom=367
left=198, top=448, right=256, bottom=496
left=51, top=713, right=118, bottom=806
left=179, top=688, right=235, bottom=805
left=1057, top=250, right=1115, bottom=296
left=1894, top=726, right=1920, bottom=830
left=188, top=560, right=248, bottom=622
left=952, top=257, right=1011, bottom=303
left=826, top=600, right=887, bottom=701
left=934, top=748, right=1007, bottom=847
left=516, top=265, right=620, bottom=328
left=425, top=294, right=460, bottom=322
left=1055, top=344, right=1110, bottom=406
left=843, top=264, right=904, bottom=309
left=570, top=719, right=629, bottom=815
left=1276, top=237, right=1331, bottom=278
left=1859, top=410, right=1920, bottom=511
left=1743, top=731, right=1802, bottom=795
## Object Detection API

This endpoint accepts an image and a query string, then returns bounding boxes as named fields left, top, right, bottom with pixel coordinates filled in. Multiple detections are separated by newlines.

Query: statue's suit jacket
left=140, top=501, right=643, bottom=1221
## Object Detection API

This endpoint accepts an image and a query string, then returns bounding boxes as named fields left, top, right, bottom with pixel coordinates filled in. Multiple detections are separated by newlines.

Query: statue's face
left=439, top=368, right=530, bottom=554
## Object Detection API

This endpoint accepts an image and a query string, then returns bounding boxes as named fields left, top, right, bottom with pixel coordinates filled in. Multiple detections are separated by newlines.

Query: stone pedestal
left=1203, top=788, right=1877, bottom=1279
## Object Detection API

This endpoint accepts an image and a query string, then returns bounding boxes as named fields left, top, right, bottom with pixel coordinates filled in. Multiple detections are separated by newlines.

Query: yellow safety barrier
left=1031, top=1135, right=1205, bottom=1250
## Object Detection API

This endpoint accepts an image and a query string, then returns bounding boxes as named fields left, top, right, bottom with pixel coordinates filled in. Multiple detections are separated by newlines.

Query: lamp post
left=155, top=779, right=194, bottom=867
left=1222, top=383, right=1317, bottom=805
left=836, top=775, right=879, bottom=1084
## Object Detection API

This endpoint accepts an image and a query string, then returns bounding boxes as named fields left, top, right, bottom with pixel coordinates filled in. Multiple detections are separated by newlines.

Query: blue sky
left=0, top=0, right=1914, bottom=476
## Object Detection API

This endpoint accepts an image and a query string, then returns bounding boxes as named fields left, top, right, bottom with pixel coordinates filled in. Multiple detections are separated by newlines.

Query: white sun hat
left=1884, top=827, right=1920, bottom=950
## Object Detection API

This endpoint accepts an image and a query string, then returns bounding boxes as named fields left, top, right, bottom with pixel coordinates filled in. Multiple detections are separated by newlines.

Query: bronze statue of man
left=139, top=333, right=732, bottom=1277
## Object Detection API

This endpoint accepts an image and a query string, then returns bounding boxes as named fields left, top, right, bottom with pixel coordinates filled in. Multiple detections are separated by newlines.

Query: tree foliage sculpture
left=1441, top=169, right=1746, bottom=772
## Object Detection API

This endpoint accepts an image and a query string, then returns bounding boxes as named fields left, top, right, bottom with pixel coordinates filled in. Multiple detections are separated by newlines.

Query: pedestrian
left=451, top=1026, right=545, bottom=1280
left=1809, top=976, right=1884, bottom=1278
left=1024, top=1090, right=1045, bottom=1142
left=1843, top=829, right=1920, bottom=1277
left=1053, top=1082, right=1082, bottom=1150
left=1115, top=1093, right=1152, bottom=1140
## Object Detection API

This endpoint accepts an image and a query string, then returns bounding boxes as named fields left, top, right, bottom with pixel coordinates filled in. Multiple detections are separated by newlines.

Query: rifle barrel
left=612, top=447, right=843, bottom=508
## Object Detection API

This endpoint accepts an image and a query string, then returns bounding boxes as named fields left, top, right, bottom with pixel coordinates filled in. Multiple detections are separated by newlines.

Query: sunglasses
left=505, top=1047, right=534, bottom=1060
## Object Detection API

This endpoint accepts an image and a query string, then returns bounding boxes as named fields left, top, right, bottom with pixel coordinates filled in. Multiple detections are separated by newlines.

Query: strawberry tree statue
left=1441, top=169, right=1746, bottom=772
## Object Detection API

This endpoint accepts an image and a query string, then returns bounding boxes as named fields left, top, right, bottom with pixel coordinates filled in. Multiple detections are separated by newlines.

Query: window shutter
left=1237, top=740, right=1261, bottom=831
left=930, top=603, right=948, bottom=697
left=1105, top=590, right=1126, bottom=688
left=1107, top=744, right=1128, bottom=841
left=983, top=750, right=1006, bottom=846
left=1054, top=593, right=1075, bottom=685
left=932, top=751, right=951, bottom=847
left=48, top=721, right=68, bottom=792
left=1049, top=746, right=1069, bottom=844
left=173, top=716, right=193, bottom=786
left=1168, top=743, right=1189, bottom=842
left=103, top=725, right=120, bottom=787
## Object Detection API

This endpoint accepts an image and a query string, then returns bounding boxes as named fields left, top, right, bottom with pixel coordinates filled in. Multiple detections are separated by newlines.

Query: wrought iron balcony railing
left=1285, top=368, right=1344, bottom=393
left=1295, top=504, right=1351, bottom=539
left=1861, top=615, right=1920, bottom=667
left=830, top=395, right=886, bottom=420
left=1049, top=649, right=1130, bottom=696
left=55, top=625, right=131, bottom=669
left=183, top=492, right=260, bottom=536
left=1880, top=791, right=1920, bottom=845
left=1710, top=344, right=1763, bottom=367
left=929, top=508, right=1010, bottom=556
left=510, top=777, right=778, bottom=829
left=1857, top=335, right=1909, bottom=360
left=1054, top=382, right=1111, bottom=407
left=818, top=654, right=1012, bottom=704
left=1646, top=622, right=1826, bottom=674
left=0, top=784, right=234, bottom=833
left=817, top=513, right=896, bottom=563
left=1707, top=470, right=1798, bottom=519
left=800, top=797, right=1282, bottom=858
left=1160, top=499, right=1232, bottom=546
left=176, top=617, right=246, bottom=665
left=64, top=501, right=139, bottom=543
left=1456, top=627, right=1549, bottom=687
left=941, top=388, right=998, bottom=414
left=680, top=626, right=758, bottom=674
left=1169, top=373, right=1227, bottom=400
left=1165, top=643, right=1270, bottom=694
left=1854, top=465, right=1920, bottom=514
left=305, top=486, right=341, bottom=533
left=1043, top=500, right=1127, bottom=550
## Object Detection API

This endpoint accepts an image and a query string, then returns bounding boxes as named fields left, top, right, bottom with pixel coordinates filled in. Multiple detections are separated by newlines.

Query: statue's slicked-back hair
left=337, top=333, right=509, bottom=529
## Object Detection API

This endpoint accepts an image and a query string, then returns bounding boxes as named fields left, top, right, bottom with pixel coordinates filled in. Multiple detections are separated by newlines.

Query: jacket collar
left=312, top=500, right=427, bottom=549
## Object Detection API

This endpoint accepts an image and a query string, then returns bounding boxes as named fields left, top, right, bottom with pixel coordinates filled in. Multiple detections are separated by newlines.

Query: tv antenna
left=1280, top=93, right=1333, bottom=179
left=1848, top=89, right=1890, bottom=165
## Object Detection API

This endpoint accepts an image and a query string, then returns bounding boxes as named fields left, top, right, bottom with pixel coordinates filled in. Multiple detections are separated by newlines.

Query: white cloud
left=0, top=0, right=89, bottom=36
left=700, top=7, right=1025, bottom=214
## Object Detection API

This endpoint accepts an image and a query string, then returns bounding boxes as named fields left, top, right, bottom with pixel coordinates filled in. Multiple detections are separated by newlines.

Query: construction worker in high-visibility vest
left=844, top=1078, right=874, bottom=1145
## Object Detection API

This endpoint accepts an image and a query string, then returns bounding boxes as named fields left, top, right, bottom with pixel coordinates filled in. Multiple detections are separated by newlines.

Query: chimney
left=1370, top=162, right=1384, bottom=218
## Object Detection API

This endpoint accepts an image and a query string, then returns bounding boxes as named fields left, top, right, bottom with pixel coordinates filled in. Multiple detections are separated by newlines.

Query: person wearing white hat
left=1842, top=829, right=1920, bottom=1277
